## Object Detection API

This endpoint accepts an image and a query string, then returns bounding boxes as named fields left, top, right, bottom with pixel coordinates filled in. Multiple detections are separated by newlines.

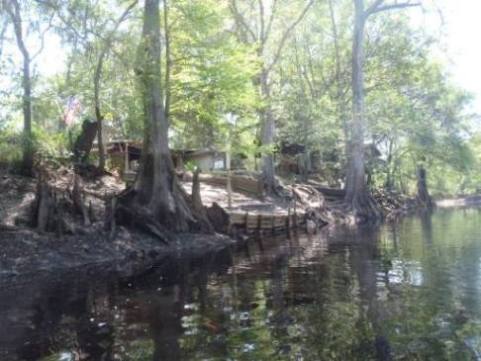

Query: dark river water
left=2, top=208, right=481, bottom=361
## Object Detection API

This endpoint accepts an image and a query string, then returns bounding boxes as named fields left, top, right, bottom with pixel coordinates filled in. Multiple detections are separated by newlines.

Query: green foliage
left=0, top=126, right=22, bottom=167
left=184, top=160, right=197, bottom=172
left=33, top=124, right=69, bottom=158
left=0, top=0, right=479, bottom=197
left=169, top=0, right=259, bottom=149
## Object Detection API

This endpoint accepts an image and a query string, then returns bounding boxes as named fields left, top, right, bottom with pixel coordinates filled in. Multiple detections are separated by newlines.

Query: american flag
left=63, top=96, right=81, bottom=126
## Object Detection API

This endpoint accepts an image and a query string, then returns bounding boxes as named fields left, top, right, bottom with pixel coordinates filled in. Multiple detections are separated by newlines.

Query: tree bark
left=384, top=137, right=394, bottom=190
left=344, top=0, right=381, bottom=221
left=163, top=0, right=171, bottom=121
left=191, top=168, right=214, bottom=233
left=72, top=173, right=91, bottom=226
left=118, top=0, right=200, bottom=234
left=344, top=0, right=419, bottom=221
left=73, top=119, right=98, bottom=163
left=94, top=54, right=106, bottom=171
left=259, top=69, right=276, bottom=194
left=416, top=165, right=434, bottom=209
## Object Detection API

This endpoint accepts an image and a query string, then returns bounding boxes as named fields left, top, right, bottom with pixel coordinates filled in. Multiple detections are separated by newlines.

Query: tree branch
left=367, top=1, right=420, bottom=17
left=365, top=0, right=385, bottom=16
left=263, top=0, right=278, bottom=46
left=230, top=0, right=257, bottom=43
left=266, top=0, right=314, bottom=75
left=34, top=0, right=88, bottom=41
left=31, top=14, right=55, bottom=60
left=258, top=0, right=265, bottom=43
left=4, top=0, right=29, bottom=60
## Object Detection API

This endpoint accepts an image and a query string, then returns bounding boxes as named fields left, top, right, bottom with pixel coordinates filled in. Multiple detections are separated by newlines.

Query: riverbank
left=436, top=195, right=481, bottom=208
left=0, top=169, right=457, bottom=284
left=0, top=170, right=238, bottom=285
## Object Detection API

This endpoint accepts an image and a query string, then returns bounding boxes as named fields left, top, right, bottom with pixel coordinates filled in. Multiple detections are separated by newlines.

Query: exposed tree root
left=344, top=191, right=383, bottom=224
left=112, top=168, right=214, bottom=242
left=72, top=173, right=91, bottom=226
left=31, top=169, right=94, bottom=234
left=189, top=168, right=214, bottom=233
left=115, top=200, right=171, bottom=244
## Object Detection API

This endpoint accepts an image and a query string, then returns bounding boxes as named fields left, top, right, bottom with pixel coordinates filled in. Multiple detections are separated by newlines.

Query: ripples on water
left=2, top=209, right=481, bottom=360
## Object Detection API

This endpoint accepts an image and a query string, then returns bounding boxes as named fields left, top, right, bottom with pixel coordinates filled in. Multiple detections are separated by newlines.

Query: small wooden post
left=227, top=151, right=232, bottom=209
left=109, top=197, right=117, bottom=239
left=287, top=206, right=291, bottom=230
left=244, top=212, right=249, bottom=232
left=124, top=141, right=129, bottom=171
left=293, top=197, right=298, bottom=227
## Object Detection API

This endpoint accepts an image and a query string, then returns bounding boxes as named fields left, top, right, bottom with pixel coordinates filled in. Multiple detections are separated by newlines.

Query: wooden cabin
left=96, top=140, right=143, bottom=174
left=97, top=141, right=228, bottom=175
left=180, top=149, right=226, bottom=171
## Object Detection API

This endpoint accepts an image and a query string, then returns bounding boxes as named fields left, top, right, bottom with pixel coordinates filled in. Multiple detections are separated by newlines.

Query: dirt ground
left=0, top=169, right=124, bottom=227
left=0, top=170, right=237, bottom=284
left=0, top=167, right=420, bottom=284
left=181, top=181, right=290, bottom=214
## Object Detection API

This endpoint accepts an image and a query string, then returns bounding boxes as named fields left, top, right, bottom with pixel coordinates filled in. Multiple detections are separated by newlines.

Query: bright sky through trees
left=2, top=0, right=479, bottom=115
left=2, top=0, right=481, bottom=224
left=441, top=0, right=481, bottom=114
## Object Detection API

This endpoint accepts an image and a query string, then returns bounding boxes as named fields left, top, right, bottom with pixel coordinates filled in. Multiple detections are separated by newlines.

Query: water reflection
left=3, top=209, right=481, bottom=360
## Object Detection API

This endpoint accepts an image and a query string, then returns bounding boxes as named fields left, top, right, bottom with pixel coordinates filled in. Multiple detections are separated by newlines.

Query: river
left=2, top=208, right=481, bottom=360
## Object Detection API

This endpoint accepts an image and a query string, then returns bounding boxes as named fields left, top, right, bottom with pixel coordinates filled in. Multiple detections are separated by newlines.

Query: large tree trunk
left=384, top=138, right=395, bottom=190
left=117, top=0, right=200, bottom=235
left=416, top=165, right=434, bottom=209
left=344, top=0, right=380, bottom=221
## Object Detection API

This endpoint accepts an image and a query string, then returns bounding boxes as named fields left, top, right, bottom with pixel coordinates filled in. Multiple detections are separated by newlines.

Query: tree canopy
left=0, top=0, right=478, bottom=206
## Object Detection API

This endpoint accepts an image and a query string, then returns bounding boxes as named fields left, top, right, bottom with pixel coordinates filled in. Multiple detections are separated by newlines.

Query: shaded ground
left=0, top=170, right=233, bottom=285
left=0, top=173, right=36, bottom=226
left=0, top=169, right=123, bottom=227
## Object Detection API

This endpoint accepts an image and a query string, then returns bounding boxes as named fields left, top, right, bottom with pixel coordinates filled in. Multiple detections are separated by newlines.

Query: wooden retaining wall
left=228, top=208, right=305, bottom=233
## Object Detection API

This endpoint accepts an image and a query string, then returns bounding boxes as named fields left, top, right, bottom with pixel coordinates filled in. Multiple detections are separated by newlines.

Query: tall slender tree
left=117, top=0, right=204, bottom=235
left=94, top=0, right=138, bottom=172
left=4, top=0, right=34, bottom=175
left=230, top=0, right=313, bottom=194
left=345, top=0, right=419, bottom=220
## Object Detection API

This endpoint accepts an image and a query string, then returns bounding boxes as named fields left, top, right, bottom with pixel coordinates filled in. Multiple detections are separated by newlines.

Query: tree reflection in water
left=4, top=209, right=481, bottom=360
